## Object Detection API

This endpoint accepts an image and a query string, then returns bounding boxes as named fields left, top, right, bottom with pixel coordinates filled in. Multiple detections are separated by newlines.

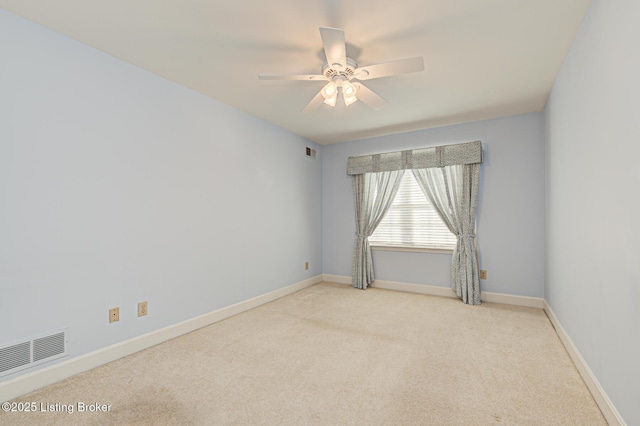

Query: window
left=369, top=172, right=456, bottom=251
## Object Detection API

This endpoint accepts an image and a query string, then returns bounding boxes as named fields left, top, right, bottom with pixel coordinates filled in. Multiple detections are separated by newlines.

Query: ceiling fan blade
left=354, top=83, right=388, bottom=111
left=302, top=90, right=325, bottom=113
left=319, top=27, right=347, bottom=68
left=258, top=74, right=326, bottom=81
left=355, top=57, right=424, bottom=80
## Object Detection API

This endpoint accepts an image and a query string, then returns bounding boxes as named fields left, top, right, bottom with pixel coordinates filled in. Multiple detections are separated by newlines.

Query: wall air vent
left=0, top=329, right=69, bottom=377
left=305, top=147, right=316, bottom=159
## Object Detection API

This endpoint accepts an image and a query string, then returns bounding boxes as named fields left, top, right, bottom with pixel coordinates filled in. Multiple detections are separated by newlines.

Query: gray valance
left=347, top=140, right=482, bottom=175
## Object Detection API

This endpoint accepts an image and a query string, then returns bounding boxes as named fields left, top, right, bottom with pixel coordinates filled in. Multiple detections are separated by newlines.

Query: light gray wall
left=0, top=10, right=322, bottom=382
left=323, top=113, right=545, bottom=297
left=544, top=1, right=640, bottom=423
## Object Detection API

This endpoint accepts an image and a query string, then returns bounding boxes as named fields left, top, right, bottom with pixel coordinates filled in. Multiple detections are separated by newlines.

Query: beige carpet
left=1, top=282, right=605, bottom=425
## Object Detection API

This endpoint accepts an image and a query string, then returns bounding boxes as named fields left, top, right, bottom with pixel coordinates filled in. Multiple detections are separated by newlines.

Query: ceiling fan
left=258, top=27, right=424, bottom=112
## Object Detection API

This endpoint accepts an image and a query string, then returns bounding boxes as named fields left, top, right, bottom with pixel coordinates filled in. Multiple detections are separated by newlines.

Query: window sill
left=370, top=245, right=454, bottom=254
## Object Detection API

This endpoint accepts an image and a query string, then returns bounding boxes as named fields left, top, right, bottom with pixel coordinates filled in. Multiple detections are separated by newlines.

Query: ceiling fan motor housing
left=322, top=57, right=357, bottom=81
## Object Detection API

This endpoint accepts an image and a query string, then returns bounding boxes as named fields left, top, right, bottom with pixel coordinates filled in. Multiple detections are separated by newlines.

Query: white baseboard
left=322, top=274, right=543, bottom=309
left=0, top=275, right=323, bottom=403
left=321, top=274, right=352, bottom=285
left=543, top=300, right=625, bottom=426
left=372, top=279, right=459, bottom=298
left=481, top=291, right=543, bottom=309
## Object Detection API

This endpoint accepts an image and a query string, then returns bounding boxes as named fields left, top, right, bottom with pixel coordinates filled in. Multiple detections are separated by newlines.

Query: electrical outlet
left=138, top=301, right=148, bottom=317
left=480, top=270, right=487, bottom=280
left=109, top=307, right=120, bottom=323
left=305, top=261, right=309, bottom=270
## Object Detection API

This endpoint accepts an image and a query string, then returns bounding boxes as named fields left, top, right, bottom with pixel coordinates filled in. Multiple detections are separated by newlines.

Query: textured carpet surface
left=1, top=282, right=606, bottom=425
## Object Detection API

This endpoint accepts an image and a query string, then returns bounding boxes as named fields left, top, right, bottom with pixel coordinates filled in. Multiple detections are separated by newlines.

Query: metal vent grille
left=305, top=147, right=316, bottom=159
left=0, top=329, right=68, bottom=377
left=0, top=342, right=30, bottom=373
left=33, top=332, right=65, bottom=362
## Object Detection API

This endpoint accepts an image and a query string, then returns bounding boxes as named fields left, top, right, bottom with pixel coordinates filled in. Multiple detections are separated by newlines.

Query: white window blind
left=370, top=172, right=457, bottom=250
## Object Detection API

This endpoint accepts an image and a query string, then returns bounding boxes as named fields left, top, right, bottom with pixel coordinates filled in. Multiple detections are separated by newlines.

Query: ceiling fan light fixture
left=321, top=82, right=338, bottom=99
left=344, top=93, right=358, bottom=107
left=342, top=80, right=358, bottom=106
left=342, top=80, right=356, bottom=97
left=323, top=93, right=337, bottom=107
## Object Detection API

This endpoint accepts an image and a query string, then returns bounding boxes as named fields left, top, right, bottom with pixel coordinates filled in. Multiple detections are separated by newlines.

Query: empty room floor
left=0, top=282, right=605, bottom=425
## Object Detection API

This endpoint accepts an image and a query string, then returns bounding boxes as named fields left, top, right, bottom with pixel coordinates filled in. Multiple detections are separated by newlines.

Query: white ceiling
left=0, top=0, right=591, bottom=145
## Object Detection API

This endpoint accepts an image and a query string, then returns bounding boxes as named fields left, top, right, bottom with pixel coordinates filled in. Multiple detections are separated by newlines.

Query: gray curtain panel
left=412, top=164, right=481, bottom=304
left=352, top=170, right=405, bottom=289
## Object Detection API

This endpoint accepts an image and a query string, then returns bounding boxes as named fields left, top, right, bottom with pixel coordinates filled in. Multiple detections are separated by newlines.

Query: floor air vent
left=0, top=330, right=68, bottom=377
